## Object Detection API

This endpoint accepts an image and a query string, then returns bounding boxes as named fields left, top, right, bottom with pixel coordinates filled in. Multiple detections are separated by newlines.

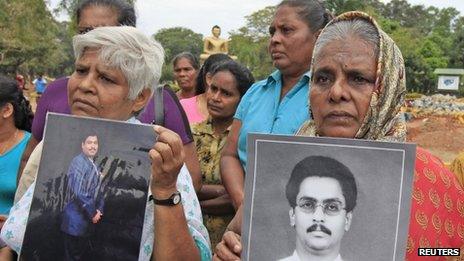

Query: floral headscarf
left=298, top=11, right=407, bottom=142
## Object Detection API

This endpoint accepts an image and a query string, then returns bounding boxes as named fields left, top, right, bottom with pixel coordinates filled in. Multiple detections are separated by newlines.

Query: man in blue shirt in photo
left=61, top=134, right=104, bottom=260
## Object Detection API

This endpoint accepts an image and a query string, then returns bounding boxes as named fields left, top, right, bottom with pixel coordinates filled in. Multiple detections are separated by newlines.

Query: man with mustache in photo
left=60, top=134, right=104, bottom=260
left=281, top=156, right=357, bottom=261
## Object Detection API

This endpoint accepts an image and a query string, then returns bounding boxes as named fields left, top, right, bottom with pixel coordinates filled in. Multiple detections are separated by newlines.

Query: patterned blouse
left=191, top=118, right=233, bottom=246
left=192, top=118, right=230, bottom=184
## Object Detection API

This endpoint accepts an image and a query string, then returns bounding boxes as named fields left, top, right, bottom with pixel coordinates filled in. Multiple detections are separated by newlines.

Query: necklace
left=0, top=129, right=19, bottom=155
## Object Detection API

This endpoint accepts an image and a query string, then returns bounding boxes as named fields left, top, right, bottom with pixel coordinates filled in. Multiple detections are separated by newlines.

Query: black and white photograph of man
left=242, top=134, right=416, bottom=261
left=280, top=156, right=357, bottom=261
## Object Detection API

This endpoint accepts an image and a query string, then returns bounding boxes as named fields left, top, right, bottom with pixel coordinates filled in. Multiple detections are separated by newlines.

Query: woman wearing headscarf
left=215, top=12, right=464, bottom=261
left=1, top=26, right=211, bottom=261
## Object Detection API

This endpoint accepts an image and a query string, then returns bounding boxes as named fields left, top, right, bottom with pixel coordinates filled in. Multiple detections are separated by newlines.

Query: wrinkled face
left=173, top=58, right=198, bottom=92
left=82, top=135, right=98, bottom=157
left=268, top=6, right=317, bottom=75
left=290, top=177, right=352, bottom=255
left=310, top=37, right=376, bottom=138
left=78, top=5, right=119, bottom=34
left=212, top=27, right=221, bottom=37
left=206, top=71, right=241, bottom=120
left=68, top=48, right=145, bottom=120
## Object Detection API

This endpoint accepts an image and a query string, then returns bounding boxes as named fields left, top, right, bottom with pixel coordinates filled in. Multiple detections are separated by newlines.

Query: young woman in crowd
left=0, top=76, right=33, bottom=260
left=193, top=60, right=254, bottom=247
left=181, top=53, right=233, bottom=124
left=0, top=76, right=33, bottom=212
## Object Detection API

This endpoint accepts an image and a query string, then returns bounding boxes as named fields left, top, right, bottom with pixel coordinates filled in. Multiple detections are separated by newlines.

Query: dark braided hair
left=0, top=75, right=34, bottom=132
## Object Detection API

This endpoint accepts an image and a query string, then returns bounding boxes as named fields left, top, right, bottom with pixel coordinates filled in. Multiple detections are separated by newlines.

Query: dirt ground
left=407, top=115, right=464, bottom=163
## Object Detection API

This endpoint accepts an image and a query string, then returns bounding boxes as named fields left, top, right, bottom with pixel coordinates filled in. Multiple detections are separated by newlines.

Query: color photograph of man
left=60, top=134, right=104, bottom=260
left=281, top=156, right=358, bottom=261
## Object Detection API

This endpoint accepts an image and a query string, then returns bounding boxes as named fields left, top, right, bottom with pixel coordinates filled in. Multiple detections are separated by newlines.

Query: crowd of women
left=0, top=0, right=463, bottom=260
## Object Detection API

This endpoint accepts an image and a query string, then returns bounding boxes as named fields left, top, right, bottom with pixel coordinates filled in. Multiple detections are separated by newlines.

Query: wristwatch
left=150, top=191, right=182, bottom=206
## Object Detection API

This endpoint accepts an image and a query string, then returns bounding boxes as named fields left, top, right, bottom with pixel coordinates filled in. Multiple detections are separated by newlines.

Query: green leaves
left=0, top=0, right=73, bottom=77
left=229, top=6, right=275, bottom=80
left=153, top=27, right=203, bottom=83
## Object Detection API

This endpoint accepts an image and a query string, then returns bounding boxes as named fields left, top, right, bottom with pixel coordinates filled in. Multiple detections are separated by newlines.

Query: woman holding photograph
left=1, top=26, right=211, bottom=261
left=25, top=0, right=202, bottom=195
left=215, top=12, right=464, bottom=261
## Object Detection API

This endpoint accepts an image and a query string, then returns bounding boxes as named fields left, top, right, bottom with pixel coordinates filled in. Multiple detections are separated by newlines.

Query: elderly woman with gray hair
left=215, top=11, right=464, bottom=261
left=1, top=26, right=211, bottom=261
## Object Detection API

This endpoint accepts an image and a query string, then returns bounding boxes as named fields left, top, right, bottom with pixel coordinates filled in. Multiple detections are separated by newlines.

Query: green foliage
left=2, top=0, right=464, bottom=93
left=325, top=0, right=369, bottom=15
left=154, top=27, right=203, bottom=62
left=327, top=0, right=463, bottom=94
left=229, top=6, right=276, bottom=80
left=153, top=27, right=203, bottom=82
left=0, top=0, right=74, bottom=77
left=243, top=6, right=275, bottom=40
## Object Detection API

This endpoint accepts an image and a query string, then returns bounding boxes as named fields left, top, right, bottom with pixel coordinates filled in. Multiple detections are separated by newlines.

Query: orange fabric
left=406, top=147, right=464, bottom=260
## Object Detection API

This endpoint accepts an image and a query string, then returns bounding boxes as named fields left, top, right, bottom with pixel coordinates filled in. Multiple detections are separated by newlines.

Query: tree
left=450, top=17, right=464, bottom=68
left=242, top=6, right=275, bottom=40
left=229, top=6, right=276, bottom=80
left=153, top=27, right=203, bottom=82
left=0, top=0, right=73, bottom=77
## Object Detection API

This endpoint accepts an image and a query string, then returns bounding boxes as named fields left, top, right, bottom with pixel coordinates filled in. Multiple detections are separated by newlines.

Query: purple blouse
left=31, top=77, right=193, bottom=144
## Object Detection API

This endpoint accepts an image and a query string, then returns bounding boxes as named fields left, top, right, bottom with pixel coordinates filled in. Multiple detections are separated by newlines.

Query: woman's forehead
left=314, top=37, right=377, bottom=66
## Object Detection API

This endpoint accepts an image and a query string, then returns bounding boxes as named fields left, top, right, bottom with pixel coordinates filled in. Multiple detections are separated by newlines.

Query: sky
left=48, top=0, right=464, bottom=38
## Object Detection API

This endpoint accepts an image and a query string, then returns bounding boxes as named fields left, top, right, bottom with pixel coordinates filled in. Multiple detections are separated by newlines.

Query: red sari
left=406, top=147, right=464, bottom=260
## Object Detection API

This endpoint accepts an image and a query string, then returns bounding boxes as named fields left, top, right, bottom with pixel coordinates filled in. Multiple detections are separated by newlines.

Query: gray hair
left=313, top=18, right=379, bottom=62
left=73, top=26, right=164, bottom=100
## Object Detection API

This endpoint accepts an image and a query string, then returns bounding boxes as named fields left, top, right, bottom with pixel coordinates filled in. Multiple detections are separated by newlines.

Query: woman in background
left=173, top=52, right=200, bottom=100
left=181, top=53, right=233, bottom=124
left=220, top=0, right=332, bottom=221
left=193, top=60, right=254, bottom=247
left=0, top=75, right=33, bottom=216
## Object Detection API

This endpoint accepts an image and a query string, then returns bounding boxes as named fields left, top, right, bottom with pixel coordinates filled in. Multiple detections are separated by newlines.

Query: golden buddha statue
left=200, top=25, right=236, bottom=61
